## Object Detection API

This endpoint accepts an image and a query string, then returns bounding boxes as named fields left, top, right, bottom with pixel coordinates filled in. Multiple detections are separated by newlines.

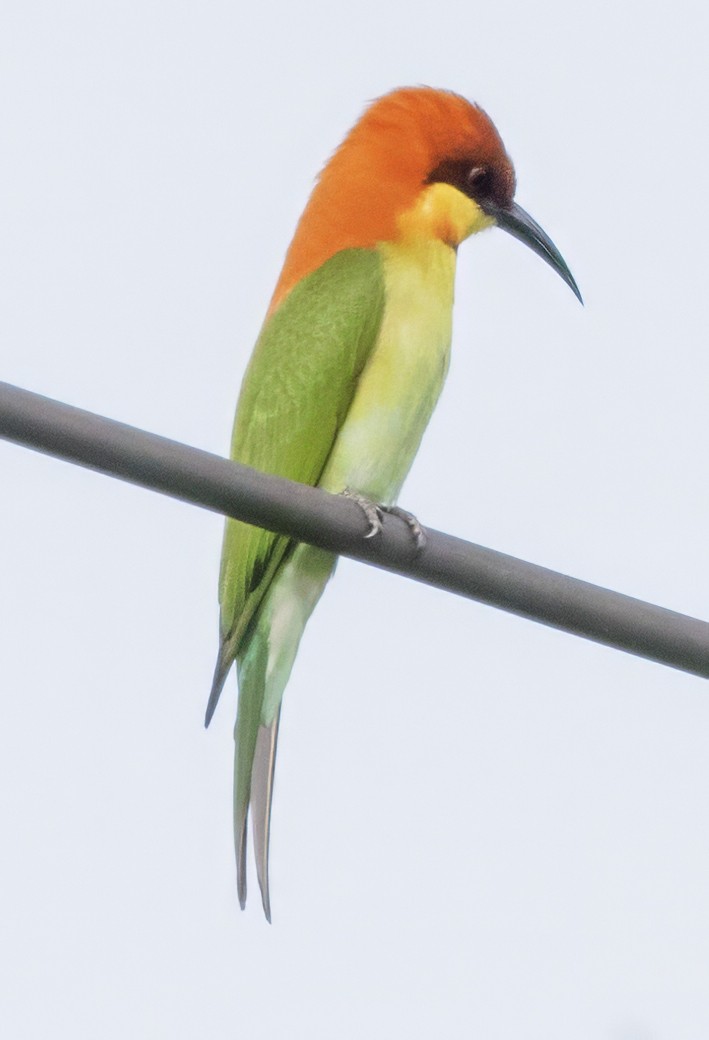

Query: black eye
left=467, top=166, right=491, bottom=195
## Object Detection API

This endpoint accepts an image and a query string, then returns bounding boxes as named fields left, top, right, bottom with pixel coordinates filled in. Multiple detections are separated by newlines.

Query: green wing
left=207, top=248, right=385, bottom=720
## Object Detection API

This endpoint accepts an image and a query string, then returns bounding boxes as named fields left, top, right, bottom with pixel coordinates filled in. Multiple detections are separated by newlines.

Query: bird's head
left=272, top=87, right=581, bottom=310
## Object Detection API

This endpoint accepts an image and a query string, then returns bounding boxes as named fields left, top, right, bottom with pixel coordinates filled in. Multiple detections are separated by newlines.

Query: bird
left=206, top=86, right=581, bottom=920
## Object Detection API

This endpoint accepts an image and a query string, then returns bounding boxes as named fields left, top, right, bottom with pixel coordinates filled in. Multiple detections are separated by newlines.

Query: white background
left=2, top=2, right=708, bottom=1037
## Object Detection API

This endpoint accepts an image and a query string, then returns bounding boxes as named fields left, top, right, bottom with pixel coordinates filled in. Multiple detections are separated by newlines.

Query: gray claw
left=341, top=488, right=384, bottom=538
left=340, top=490, right=427, bottom=553
left=384, top=505, right=428, bottom=554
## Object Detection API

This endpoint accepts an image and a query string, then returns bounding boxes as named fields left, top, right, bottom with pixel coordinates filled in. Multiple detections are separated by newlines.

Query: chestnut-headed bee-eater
left=206, top=87, right=581, bottom=920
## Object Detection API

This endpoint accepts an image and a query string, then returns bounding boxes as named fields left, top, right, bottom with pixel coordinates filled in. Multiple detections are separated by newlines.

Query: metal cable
left=1, top=379, right=707, bottom=680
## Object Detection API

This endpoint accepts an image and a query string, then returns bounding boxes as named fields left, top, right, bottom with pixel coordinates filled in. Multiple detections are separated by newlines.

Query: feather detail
left=270, top=87, right=513, bottom=313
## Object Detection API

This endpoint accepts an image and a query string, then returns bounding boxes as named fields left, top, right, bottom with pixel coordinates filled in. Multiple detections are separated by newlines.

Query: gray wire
left=1, top=379, right=707, bottom=681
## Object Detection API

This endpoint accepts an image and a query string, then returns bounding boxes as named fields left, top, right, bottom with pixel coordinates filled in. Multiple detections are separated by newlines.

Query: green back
left=219, top=247, right=385, bottom=649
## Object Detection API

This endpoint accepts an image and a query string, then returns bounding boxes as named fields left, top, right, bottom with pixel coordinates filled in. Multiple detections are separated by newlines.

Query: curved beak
left=482, top=199, right=582, bottom=304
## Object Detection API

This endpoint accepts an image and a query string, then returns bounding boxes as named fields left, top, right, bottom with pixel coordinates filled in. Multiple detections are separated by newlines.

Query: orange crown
left=269, top=87, right=514, bottom=313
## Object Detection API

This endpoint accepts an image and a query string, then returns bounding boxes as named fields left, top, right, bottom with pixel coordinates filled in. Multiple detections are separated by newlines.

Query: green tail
left=227, top=543, right=336, bottom=920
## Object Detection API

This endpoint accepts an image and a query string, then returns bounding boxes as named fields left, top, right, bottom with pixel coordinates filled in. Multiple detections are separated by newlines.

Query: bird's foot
left=341, top=488, right=384, bottom=538
left=341, top=490, right=427, bottom=554
left=382, top=505, right=427, bottom=554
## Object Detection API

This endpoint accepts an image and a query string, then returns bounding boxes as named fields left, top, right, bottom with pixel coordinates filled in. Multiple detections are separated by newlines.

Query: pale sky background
left=1, top=1, right=708, bottom=1037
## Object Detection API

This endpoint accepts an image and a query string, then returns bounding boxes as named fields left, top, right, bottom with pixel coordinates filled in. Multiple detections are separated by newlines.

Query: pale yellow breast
left=318, top=234, right=458, bottom=504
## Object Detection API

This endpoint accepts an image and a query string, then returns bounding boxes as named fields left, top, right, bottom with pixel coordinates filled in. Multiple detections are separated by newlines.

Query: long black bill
left=482, top=199, right=582, bottom=304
